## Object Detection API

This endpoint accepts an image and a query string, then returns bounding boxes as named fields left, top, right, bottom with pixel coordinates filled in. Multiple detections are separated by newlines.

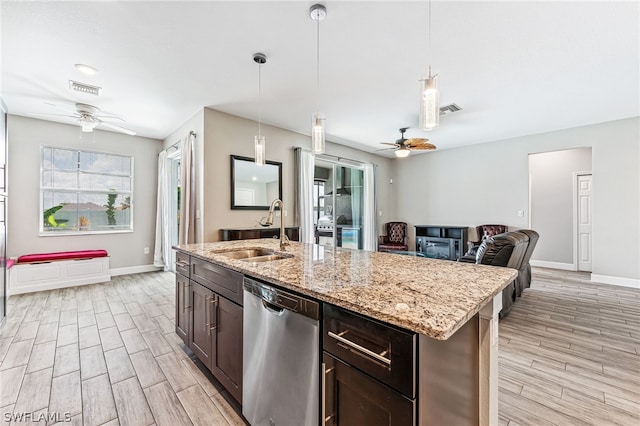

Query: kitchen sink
left=218, top=249, right=291, bottom=263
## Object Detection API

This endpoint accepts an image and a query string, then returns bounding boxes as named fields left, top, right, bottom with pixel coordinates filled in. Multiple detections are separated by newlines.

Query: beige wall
left=202, top=108, right=394, bottom=242
left=392, top=117, right=640, bottom=282
left=7, top=115, right=163, bottom=271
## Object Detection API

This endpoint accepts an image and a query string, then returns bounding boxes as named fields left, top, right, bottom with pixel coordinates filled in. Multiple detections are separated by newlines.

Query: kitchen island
left=174, top=239, right=517, bottom=425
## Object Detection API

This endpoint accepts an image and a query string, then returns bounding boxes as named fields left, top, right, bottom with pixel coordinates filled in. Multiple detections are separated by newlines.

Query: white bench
left=8, top=250, right=111, bottom=295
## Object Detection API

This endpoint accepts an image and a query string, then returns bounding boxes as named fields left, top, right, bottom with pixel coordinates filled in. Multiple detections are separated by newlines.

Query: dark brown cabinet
left=189, top=281, right=215, bottom=368
left=175, top=251, right=191, bottom=345
left=323, top=353, right=415, bottom=426
left=323, top=304, right=416, bottom=425
left=175, top=250, right=244, bottom=404
left=219, top=227, right=299, bottom=242
left=175, top=273, right=190, bottom=344
left=211, top=295, right=243, bottom=403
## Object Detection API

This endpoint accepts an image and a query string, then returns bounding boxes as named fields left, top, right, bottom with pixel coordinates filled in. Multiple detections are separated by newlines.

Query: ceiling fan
left=378, top=127, right=436, bottom=158
left=31, top=102, right=136, bottom=136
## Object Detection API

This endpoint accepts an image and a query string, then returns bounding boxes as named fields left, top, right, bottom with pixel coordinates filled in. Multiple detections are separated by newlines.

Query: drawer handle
left=176, top=261, right=189, bottom=268
left=328, top=331, right=391, bottom=366
left=206, top=295, right=218, bottom=336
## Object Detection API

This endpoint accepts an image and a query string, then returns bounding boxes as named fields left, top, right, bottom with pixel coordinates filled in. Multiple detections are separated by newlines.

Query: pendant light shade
left=253, top=53, right=267, bottom=166
left=420, top=67, right=439, bottom=131
left=419, top=0, right=440, bottom=132
left=310, top=4, right=326, bottom=154
left=254, top=135, right=265, bottom=165
left=312, top=113, right=325, bottom=154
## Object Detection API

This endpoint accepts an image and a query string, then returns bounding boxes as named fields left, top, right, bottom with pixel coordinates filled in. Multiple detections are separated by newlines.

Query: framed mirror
left=230, top=155, right=282, bottom=210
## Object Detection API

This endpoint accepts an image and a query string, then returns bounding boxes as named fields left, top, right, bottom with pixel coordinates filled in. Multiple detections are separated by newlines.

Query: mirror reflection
left=230, top=155, right=282, bottom=210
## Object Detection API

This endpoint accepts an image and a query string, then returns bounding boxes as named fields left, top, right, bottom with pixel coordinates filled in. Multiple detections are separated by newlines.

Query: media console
left=415, top=225, right=468, bottom=261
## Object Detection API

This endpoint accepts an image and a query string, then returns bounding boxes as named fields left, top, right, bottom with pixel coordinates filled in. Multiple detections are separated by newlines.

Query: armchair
left=378, top=222, right=408, bottom=252
left=460, top=224, right=508, bottom=260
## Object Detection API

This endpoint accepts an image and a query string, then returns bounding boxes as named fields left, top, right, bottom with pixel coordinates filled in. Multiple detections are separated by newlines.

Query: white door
left=577, top=174, right=592, bottom=271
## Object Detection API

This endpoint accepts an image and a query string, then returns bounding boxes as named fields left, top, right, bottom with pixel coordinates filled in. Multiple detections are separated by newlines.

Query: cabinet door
left=189, top=281, right=215, bottom=369
left=175, top=274, right=190, bottom=344
left=323, top=353, right=414, bottom=426
left=211, top=296, right=243, bottom=403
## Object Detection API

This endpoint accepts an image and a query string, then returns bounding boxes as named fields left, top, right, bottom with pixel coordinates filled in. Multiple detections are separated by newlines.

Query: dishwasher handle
left=262, top=299, right=285, bottom=314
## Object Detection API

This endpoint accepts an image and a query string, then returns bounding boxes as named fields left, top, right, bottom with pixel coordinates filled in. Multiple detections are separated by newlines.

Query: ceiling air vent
left=439, top=103, right=461, bottom=116
left=69, top=80, right=101, bottom=96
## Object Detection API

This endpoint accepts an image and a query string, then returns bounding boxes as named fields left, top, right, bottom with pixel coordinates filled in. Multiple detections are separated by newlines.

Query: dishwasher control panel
left=243, top=277, right=319, bottom=320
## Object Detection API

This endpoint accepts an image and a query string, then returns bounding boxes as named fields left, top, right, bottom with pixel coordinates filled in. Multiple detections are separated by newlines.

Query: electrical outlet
left=378, top=210, right=383, bottom=217
left=143, top=247, right=149, bottom=254
left=517, top=210, right=525, bottom=217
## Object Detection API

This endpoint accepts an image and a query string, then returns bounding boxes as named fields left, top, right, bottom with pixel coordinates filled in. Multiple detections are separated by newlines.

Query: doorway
left=529, top=147, right=592, bottom=271
left=314, top=159, right=364, bottom=249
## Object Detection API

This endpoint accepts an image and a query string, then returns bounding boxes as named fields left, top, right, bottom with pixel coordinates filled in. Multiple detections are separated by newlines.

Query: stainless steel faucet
left=263, top=199, right=290, bottom=250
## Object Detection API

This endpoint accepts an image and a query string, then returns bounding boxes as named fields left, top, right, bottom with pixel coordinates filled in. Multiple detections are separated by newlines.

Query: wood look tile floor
left=0, top=269, right=638, bottom=425
left=0, top=272, right=245, bottom=426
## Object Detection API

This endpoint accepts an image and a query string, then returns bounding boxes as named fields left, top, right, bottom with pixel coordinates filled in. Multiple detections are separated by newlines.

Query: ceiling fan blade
left=406, top=138, right=429, bottom=144
left=29, top=112, right=80, bottom=118
left=96, top=114, right=125, bottom=122
left=409, top=143, right=437, bottom=150
left=375, top=147, right=396, bottom=152
left=99, top=121, right=136, bottom=136
left=380, top=142, right=399, bottom=146
left=43, top=101, right=79, bottom=114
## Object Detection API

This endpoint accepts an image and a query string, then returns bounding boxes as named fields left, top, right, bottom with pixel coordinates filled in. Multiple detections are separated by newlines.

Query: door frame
left=572, top=171, right=593, bottom=271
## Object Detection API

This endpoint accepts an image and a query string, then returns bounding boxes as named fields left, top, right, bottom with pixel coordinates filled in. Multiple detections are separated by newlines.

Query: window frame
left=39, top=145, right=134, bottom=236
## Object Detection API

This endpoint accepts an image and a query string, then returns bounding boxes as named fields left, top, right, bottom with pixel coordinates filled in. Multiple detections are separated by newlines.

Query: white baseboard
left=591, top=274, right=640, bottom=289
left=530, top=260, right=575, bottom=271
left=110, top=264, right=162, bottom=276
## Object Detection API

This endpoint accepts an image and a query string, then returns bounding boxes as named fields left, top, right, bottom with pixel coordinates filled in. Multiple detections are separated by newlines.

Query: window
left=41, top=147, right=133, bottom=234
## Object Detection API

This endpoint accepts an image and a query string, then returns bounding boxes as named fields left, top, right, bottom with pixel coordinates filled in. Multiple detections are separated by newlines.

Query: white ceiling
left=2, top=1, right=638, bottom=156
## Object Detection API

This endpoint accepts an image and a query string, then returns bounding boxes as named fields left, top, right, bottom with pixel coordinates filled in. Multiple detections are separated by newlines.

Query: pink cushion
left=6, top=259, right=15, bottom=269
left=17, top=250, right=108, bottom=264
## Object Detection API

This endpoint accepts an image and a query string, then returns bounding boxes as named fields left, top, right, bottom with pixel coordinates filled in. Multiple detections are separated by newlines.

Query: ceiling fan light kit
left=394, top=147, right=410, bottom=158
left=253, top=52, right=267, bottom=166
left=310, top=3, right=327, bottom=154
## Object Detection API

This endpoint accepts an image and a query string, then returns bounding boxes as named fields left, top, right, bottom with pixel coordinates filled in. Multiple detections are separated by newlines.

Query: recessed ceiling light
left=74, top=64, right=98, bottom=75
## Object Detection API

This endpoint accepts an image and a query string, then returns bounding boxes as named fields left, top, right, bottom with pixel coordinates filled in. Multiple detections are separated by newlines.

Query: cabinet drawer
left=175, top=251, right=190, bottom=277
left=191, top=258, right=243, bottom=306
left=323, top=304, right=416, bottom=398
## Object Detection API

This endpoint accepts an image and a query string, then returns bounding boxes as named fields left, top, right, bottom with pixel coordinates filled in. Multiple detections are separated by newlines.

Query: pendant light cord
left=316, top=15, right=320, bottom=112
left=258, top=62, right=262, bottom=137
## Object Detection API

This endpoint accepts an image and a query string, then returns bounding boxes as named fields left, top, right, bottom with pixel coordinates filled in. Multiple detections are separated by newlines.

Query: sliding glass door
left=314, top=159, right=364, bottom=249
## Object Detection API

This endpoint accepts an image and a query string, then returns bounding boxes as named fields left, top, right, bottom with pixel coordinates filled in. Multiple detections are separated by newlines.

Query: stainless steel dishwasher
left=243, top=277, right=320, bottom=426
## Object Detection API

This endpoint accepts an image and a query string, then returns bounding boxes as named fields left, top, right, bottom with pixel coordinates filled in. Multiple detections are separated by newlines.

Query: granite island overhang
left=173, top=239, right=518, bottom=425
left=173, top=239, right=517, bottom=340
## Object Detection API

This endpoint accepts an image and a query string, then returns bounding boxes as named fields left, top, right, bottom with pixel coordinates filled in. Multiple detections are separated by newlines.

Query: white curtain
left=295, top=148, right=315, bottom=243
left=363, top=163, right=376, bottom=251
left=179, top=132, right=196, bottom=244
left=153, top=151, right=170, bottom=270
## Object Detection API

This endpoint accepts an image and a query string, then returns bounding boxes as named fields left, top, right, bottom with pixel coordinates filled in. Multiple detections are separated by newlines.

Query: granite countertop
left=173, top=239, right=518, bottom=340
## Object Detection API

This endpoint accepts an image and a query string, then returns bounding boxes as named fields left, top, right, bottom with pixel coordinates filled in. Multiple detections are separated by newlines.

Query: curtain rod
left=163, top=130, right=196, bottom=153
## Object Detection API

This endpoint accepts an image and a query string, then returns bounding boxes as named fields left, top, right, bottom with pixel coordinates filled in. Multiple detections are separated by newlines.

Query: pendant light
left=420, top=0, right=440, bottom=131
left=310, top=4, right=326, bottom=154
left=253, top=53, right=267, bottom=166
